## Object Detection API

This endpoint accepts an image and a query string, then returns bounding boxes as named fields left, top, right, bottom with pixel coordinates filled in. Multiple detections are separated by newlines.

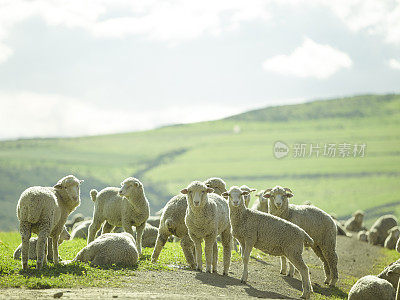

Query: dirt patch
left=0, top=236, right=389, bottom=299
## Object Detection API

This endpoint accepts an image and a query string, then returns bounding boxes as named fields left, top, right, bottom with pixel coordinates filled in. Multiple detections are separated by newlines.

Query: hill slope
left=0, top=94, right=399, bottom=230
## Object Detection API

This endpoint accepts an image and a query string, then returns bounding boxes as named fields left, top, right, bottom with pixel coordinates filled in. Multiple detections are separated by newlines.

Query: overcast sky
left=0, top=0, right=399, bottom=139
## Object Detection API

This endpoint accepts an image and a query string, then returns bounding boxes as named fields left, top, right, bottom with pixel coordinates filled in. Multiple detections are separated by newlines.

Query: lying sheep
left=147, top=215, right=161, bottom=228
left=378, top=261, right=400, bottom=291
left=16, top=175, right=84, bottom=269
left=239, top=185, right=256, bottom=207
left=87, top=177, right=150, bottom=255
left=264, top=186, right=338, bottom=286
left=223, top=186, right=313, bottom=299
left=183, top=181, right=232, bottom=274
left=151, top=178, right=226, bottom=268
left=385, top=227, right=400, bottom=250
left=70, top=220, right=92, bottom=239
left=13, top=226, right=70, bottom=261
left=74, top=232, right=138, bottom=267
left=348, top=275, right=395, bottom=300
left=344, top=210, right=365, bottom=232
left=358, top=230, right=368, bottom=242
left=250, top=190, right=268, bottom=213
left=368, top=215, right=398, bottom=246
left=133, top=223, right=158, bottom=248
left=65, top=213, right=85, bottom=231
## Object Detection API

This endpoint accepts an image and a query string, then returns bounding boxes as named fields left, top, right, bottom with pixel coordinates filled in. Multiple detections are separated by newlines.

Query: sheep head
left=181, top=181, right=213, bottom=208
left=223, top=186, right=248, bottom=208
left=353, top=210, right=365, bottom=222
left=53, top=175, right=84, bottom=203
left=204, top=177, right=227, bottom=196
left=239, top=185, right=256, bottom=207
left=262, top=186, right=293, bottom=209
left=119, top=177, right=143, bottom=199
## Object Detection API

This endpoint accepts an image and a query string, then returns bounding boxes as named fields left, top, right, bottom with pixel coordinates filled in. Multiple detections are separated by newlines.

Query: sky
left=0, top=0, right=399, bottom=139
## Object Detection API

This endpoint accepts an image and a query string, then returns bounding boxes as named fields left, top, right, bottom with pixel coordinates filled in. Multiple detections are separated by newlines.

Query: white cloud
left=388, top=58, right=400, bottom=70
left=0, top=91, right=251, bottom=139
left=262, top=38, right=352, bottom=79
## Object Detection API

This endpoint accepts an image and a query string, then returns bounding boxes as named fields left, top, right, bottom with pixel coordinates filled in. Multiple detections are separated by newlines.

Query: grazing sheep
left=70, top=220, right=92, bottom=239
left=251, top=190, right=268, bottom=213
left=74, top=232, right=138, bottom=267
left=13, top=226, right=70, bottom=261
left=344, top=210, right=365, bottom=232
left=223, top=186, right=313, bottom=299
left=133, top=223, right=158, bottom=248
left=378, top=261, right=400, bottom=291
left=368, top=215, right=398, bottom=246
left=348, top=275, right=395, bottom=300
left=151, top=178, right=226, bottom=268
left=263, top=186, right=338, bottom=286
left=239, top=185, right=256, bottom=207
left=65, top=213, right=85, bottom=231
left=87, top=177, right=150, bottom=255
left=183, top=181, right=232, bottom=275
left=16, top=175, right=84, bottom=269
left=385, top=227, right=400, bottom=250
left=147, top=215, right=161, bottom=228
left=358, top=230, right=368, bottom=242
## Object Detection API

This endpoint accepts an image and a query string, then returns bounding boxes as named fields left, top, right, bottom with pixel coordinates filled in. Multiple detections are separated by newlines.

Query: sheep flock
left=14, top=175, right=400, bottom=299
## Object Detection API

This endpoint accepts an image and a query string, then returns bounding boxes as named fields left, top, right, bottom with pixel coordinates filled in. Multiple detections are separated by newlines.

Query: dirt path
left=0, top=236, right=389, bottom=299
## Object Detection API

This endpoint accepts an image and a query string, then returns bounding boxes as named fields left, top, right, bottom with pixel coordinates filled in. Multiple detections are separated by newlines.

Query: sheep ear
left=251, top=188, right=256, bottom=192
left=285, top=192, right=294, bottom=198
left=54, top=183, right=63, bottom=189
left=206, top=187, right=214, bottom=193
left=181, top=189, right=188, bottom=194
left=242, top=191, right=250, bottom=196
left=222, top=192, right=229, bottom=198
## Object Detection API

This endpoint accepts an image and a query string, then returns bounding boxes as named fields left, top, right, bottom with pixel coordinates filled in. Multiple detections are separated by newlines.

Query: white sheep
left=378, top=261, right=400, bottom=291
left=70, top=220, right=92, bottom=239
left=74, top=232, right=138, bottom=267
left=368, top=215, right=398, bottom=246
left=133, top=223, right=158, bottom=248
left=223, top=186, right=313, bottom=299
left=358, top=230, right=368, bottom=242
left=87, top=177, right=150, bottom=255
left=385, top=227, right=400, bottom=250
left=13, top=226, right=70, bottom=261
left=344, top=210, right=365, bottom=232
left=250, top=189, right=268, bottom=213
left=183, top=181, right=232, bottom=275
left=16, top=175, right=84, bottom=269
left=151, top=178, right=226, bottom=268
left=348, top=275, right=395, bottom=300
left=147, top=215, right=161, bottom=228
left=263, top=186, right=338, bottom=286
left=65, top=213, right=85, bottom=231
left=239, top=185, right=256, bottom=207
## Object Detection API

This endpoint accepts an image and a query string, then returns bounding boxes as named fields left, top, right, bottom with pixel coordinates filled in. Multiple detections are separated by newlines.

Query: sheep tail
left=304, top=232, right=314, bottom=248
left=90, top=189, right=98, bottom=202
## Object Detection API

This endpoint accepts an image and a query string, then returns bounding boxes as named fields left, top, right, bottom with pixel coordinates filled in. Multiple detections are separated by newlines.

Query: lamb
left=385, top=227, right=400, bottom=250
left=239, top=185, right=256, bottom=207
left=74, top=232, right=138, bottom=267
left=223, top=186, right=313, bottom=299
left=133, top=223, right=158, bottom=248
left=13, top=226, right=70, bottom=261
left=368, top=215, right=398, bottom=246
left=70, top=220, right=92, bottom=239
left=147, top=215, right=161, bottom=228
left=183, top=181, right=232, bottom=274
left=65, top=213, right=85, bottom=231
left=348, top=275, right=395, bottom=300
left=251, top=190, right=268, bottom=213
left=344, top=210, right=365, bottom=232
left=16, top=175, right=84, bottom=269
left=378, top=261, right=400, bottom=291
left=263, top=186, right=338, bottom=286
left=151, top=178, right=226, bottom=268
left=87, top=177, right=150, bottom=255
left=358, top=230, right=368, bottom=242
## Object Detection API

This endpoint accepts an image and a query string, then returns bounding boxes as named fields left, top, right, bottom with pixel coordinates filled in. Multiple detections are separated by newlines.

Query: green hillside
left=0, top=94, right=399, bottom=231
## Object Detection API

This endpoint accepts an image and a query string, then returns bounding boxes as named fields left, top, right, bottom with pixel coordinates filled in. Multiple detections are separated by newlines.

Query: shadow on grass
left=250, top=255, right=272, bottom=266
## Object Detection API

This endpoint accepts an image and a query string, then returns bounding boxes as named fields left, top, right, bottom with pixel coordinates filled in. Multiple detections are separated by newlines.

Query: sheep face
left=181, top=181, right=213, bottom=208
left=255, top=190, right=267, bottom=203
left=54, top=175, right=83, bottom=202
left=119, top=177, right=142, bottom=197
left=239, top=185, right=256, bottom=207
left=204, top=177, right=227, bottom=196
left=262, top=186, right=293, bottom=209
left=223, top=186, right=248, bottom=207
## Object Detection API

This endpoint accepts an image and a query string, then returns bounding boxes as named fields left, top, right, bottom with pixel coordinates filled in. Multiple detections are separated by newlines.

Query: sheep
left=250, top=190, right=268, bottom=213
left=368, top=215, right=398, bottom=246
left=358, top=230, right=368, bottom=242
left=65, top=213, right=85, bottom=231
left=70, top=220, right=92, bottom=239
left=183, top=181, right=232, bottom=275
left=385, top=226, right=400, bottom=250
left=239, top=185, right=256, bottom=207
left=263, top=186, right=338, bottom=286
left=133, top=223, right=158, bottom=248
left=147, top=215, right=161, bottom=228
left=344, top=210, right=365, bottom=232
left=378, top=261, right=400, bottom=291
left=16, top=175, right=84, bottom=269
left=330, top=215, right=350, bottom=237
left=87, top=177, right=150, bottom=255
left=348, top=275, right=395, bottom=300
left=397, top=238, right=400, bottom=253
left=13, top=226, right=70, bottom=261
left=73, top=232, right=138, bottom=267
left=223, top=186, right=313, bottom=299
left=151, top=178, right=226, bottom=268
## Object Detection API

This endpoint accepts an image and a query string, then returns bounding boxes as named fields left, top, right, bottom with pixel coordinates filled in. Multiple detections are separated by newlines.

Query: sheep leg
left=52, top=235, right=60, bottom=264
left=280, top=256, right=288, bottom=275
left=287, top=252, right=312, bottom=299
left=36, top=224, right=50, bottom=269
left=190, top=234, right=203, bottom=271
left=101, top=221, right=114, bottom=234
left=47, top=238, right=53, bottom=261
left=180, top=235, right=196, bottom=269
left=134, top=222, right=145, bottom=255
left=241, top=241, right=253, bottom=283
left=212, top=241, right=218, bottom=273
left=204, top=235, right=215, bottom=273
left=19, top=221, right=31, bottom=270
left=322, top=248, right=338, bottom=286
left=88, top=217, right=104, bottom=244
left=288, top=261, right=296, bottom=277
left=220, top=229, right=232, bottom=275
left=313, top=246, right=330, bottom=284
left=151, top=232, right=168, bottom=263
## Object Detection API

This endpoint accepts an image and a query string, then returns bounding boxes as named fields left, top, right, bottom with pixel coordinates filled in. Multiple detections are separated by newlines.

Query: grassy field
left=0, top=94, right=399, bottom=230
